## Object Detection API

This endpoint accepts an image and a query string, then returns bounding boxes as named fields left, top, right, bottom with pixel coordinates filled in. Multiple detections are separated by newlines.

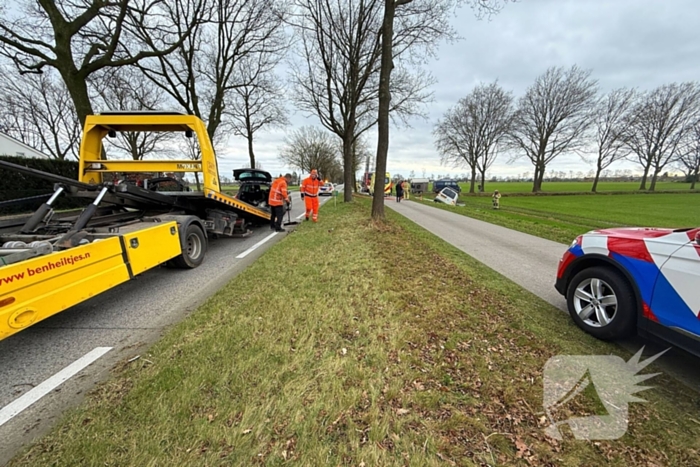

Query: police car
left=319, top=182, right=334, bottom=196
left=555, top=226, right=700, bottom=356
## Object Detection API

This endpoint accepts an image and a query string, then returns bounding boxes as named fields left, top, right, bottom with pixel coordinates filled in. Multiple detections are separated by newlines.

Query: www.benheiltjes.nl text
left=0, top=253, right=92, bottom=286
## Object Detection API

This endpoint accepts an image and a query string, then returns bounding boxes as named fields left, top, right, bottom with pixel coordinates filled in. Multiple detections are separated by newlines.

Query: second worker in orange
left=300, top=169, right=324, bottom=222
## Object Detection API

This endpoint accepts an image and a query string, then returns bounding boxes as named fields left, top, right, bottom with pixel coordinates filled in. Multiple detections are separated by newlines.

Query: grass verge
left=9, top=199, right=700, bottom=466
left=416, top=193, right=700, bottom=244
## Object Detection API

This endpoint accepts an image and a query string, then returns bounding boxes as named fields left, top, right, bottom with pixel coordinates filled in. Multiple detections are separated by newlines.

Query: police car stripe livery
left=556, top=227, right=700, bottom=350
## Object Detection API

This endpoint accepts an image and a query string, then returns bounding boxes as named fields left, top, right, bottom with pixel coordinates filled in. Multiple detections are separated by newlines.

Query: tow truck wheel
left=172, top=224, right=207, bottom=269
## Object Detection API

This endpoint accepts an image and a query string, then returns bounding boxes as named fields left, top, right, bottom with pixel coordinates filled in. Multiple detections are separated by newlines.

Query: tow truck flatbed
left=0, top=111, right=276, bottom=341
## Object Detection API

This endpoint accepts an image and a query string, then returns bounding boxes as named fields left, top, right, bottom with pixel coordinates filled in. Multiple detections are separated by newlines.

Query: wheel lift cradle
left=0, top=111, right=273, bottom=341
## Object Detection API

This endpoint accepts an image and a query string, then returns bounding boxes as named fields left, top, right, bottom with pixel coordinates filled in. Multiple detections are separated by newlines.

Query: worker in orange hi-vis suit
left=269, top=173, right=292, bottom=232
left=300, top=169, right=324, bottom=222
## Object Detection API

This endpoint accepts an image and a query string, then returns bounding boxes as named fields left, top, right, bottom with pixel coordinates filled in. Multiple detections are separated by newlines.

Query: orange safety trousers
left=304, top=196, right=320, bottom=221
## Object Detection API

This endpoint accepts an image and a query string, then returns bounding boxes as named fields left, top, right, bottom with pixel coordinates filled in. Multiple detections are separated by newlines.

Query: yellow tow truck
left=0, top=111, right=273, bottom=341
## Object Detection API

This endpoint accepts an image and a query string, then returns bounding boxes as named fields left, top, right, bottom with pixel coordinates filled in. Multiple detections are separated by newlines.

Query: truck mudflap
left=0, top=221, right=181, bottom=341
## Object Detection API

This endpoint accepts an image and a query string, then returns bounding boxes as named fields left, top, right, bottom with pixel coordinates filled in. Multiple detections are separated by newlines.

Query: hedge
left=0, top=155, right=89, bottom=215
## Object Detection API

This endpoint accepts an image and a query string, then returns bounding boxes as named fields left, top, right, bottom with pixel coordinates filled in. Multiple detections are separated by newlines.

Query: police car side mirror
left=695, top=231, right=700, bottom=245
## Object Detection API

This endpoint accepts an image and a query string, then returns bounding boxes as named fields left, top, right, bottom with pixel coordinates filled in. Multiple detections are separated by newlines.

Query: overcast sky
left=215, top=0, right=700, bottom=180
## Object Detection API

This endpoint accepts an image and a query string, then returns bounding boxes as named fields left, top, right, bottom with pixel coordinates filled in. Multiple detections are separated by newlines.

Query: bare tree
left=435, top=105, right=478, bottom=192
left=372, top=0, right=515, bottom=219
left=279, top=126, right=342, bottom=181
left=228, top=58, right=289, bottom=169
left=435, top=81, right=513, bottom=193
left=620, top=82, right=700, bottom=191
left=0, top=99, right=44, bottom=153
left=0, top=66, right=80, bottom=159
left=0, top=1, right=203, bottom=126
left=90, top=67, right=176, bottom=160
left=589, top=88, right=637, bottom=192
left=290, top=0, right=434, bottom=203
left=675, top=123, right=700, bottom=189
left=508, top=65, right=598, bottom=193
left=136, top=0, right=288, bottom=146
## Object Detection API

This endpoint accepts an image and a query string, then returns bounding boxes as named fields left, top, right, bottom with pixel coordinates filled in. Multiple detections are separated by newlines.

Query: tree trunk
left=649, top=168, right=659, bottom=192
left=371, top=0, right=395, bottom=221
left=245, top=111, right=256, bottom=168
left=194, top=171, right=201, bottom=191
left=61, top=72, right=108, bottom=160
left=469, top=167, right=476, bottom=193
left=639, top=163, right=650, bottom=190
left=480, top=170, right=486, bottom=193
left=247, top=135, right=256, bottom=169
left=343, top=128, right=355, bottom=203
left=60, top=70, right=93, bottom=127
left=540, top=167, right=546, bottom=189
left=591, top=164, right=602, bottom=193
left=692, top=165, right=699, bottom=190
left=532, top=165, right=542, bottom=192
left=533, top=165, right=545, bottom=192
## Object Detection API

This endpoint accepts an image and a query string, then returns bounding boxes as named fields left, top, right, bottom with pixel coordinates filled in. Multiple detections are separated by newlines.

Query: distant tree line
left=434, top=65, right=700, bottom=193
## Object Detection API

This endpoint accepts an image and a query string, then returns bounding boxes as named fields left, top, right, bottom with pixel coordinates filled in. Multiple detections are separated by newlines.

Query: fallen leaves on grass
left=515, top=437, right=530, bottom=458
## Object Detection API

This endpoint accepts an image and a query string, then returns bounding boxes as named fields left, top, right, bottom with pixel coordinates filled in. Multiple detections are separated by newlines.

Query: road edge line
left=235, top=232, right=278, bottom=259
left=0, top=346, right=112, bottom=428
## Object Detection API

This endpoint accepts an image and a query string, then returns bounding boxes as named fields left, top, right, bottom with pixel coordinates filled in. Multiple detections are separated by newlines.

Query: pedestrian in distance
left=269, top=173, right=292, bottom=231
left=395, top=179, right=404, bottom=202
left=300, top=169, right=324, bottom=222
left=492, top=190, right=501, bottom=210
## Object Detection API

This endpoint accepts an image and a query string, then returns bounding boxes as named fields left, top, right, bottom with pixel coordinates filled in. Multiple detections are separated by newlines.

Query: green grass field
left=451, top=181, right=695, bottom=194
left=8, top=199, right=700, bottom=466
left=420, top=193, right=700, bottom=244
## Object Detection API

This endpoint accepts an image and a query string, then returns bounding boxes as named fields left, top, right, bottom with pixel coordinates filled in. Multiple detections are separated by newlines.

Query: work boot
left=275, top=227, right=286, bottom=232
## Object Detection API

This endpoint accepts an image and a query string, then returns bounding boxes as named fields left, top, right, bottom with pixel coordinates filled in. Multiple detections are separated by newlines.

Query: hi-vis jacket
left=300, top=177, right=324, bottom=197
left=269, top=176, right=289, bottom=206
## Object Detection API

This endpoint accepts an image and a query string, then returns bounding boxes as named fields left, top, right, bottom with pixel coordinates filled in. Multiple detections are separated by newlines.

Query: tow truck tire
left=171, top=223, right=207, bottom=269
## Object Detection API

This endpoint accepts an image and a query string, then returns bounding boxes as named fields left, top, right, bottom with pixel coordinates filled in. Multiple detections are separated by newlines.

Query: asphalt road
left=387, top=199, right=700, bottom=393
left=0, top=189, right=337, bottom=465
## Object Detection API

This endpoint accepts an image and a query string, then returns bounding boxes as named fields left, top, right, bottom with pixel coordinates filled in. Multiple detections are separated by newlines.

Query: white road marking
left=0, top=347, right=112, bottom=428
left=235, top=232, right=278, bottom=259
left=296, top=212, right=307, bottom=219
